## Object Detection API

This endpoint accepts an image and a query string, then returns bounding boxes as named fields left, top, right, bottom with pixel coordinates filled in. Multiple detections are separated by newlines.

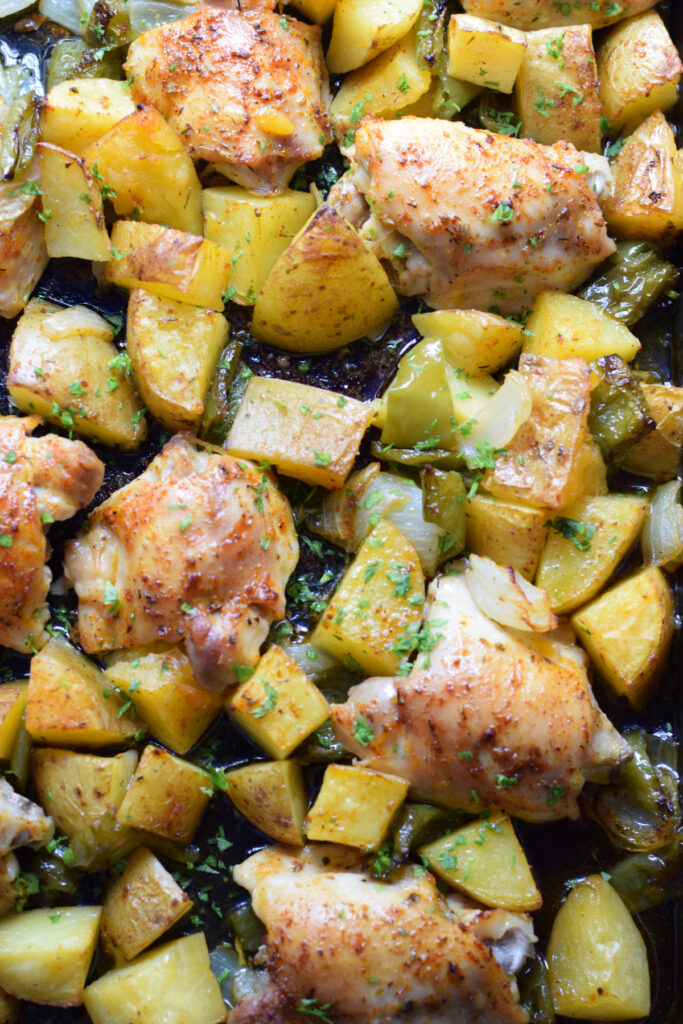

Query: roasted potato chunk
left=116, top=746, right=211, bottom=845
left=101, top=847, right=192, bottom=964
left=225, top=760, right=307, bottom=845
left=0, top=683, right=27, bottom=761
left=305, top=764, right=409, bottom=850
left=37, top=144, right=111, bottom=261
left=251, top=204, right=398, bottom=352
left=447, top=14, right=526, bottom=94
left=621, top=383, right=683, bottom=480
left=466, top=496, right=549, bottom=581
left=571, top=566, right=674, bottom=710
left=412, top=308, right=523, bottom=376
left=8, top=299, right=147, bottom=450
left=597, top=11, right=682, bottom=133
left=523, top=292, right=641, bottom=364
left=126, top=289, right=228, bottom=433
left=41, top=78, right=135, bottom=154
left=326, top=0, right=423, bottom=73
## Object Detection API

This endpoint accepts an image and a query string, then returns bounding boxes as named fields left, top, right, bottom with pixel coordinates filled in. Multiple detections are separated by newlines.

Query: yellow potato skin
left=622, top=383, right=683, bottom=481
left=41, top=79, right=135, bottom=154
left=326, top=0, right=423, bottom=73
left=116, top=745, right=211, bottom=845
left=225, top=760, right=308, bottom=845
left=305, top=764, right=409, bottom=850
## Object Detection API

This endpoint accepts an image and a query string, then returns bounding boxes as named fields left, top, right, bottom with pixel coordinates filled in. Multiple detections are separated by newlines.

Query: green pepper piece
left=518, top=955, right=556, bottom=1024
left=392, top=803, right=463, bottom=860
left=477, top=91, right=522, bottom=137
left=420, top=467, right=466, bottom=561
left=9, top=711, right=30, bottom=792
left=609, top=829, right=683, bottom=914
left=381, top=338, right=459, bottom=452
left=587, top=354, right=654, bottom=468
left=46, top=39, right=123, bottom=91
left=370, top=440, right=464, bottom=471
left=199, top=341, right=245, bottom=445
left=414, top=0, right=446, bottom=70
left=86, top=0, right=132, bottom=49
left=0, top=90, right=41, bottom=182
left=578, top=241, right=679, bottom=326
left=228, top=902, right=266, bottom=954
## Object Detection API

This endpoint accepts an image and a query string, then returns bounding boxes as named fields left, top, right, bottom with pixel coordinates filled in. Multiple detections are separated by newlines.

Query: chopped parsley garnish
left=352, top=715, right=374, bottom=746
left=547, top=517, right=597, bottom=553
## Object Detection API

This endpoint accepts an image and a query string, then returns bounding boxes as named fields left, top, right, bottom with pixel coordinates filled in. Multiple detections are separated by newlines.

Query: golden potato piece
left=226, top=376, right=374, bottom=489
left=126, top=289, right=227, bottom=433
left=419, top=814, right=541, bottom=912
left=466, top=496, right=548, bottom=582
left=305, top=764, right=409, bottom=850
left=0, top=906, right=101, bottom=1007
left=37, top=144, right=111, bottom=262
left=41, top=79, right=135, bottom=154
left=523, top=291, right=641, bottom=364
left=536, top=494, right=649, bottom=615
left=26, top=638, right=139, bottom=748
left=8, top=299, right=147, bottom=450
left=0, top=683, right=27, bottom=761
left=603, top=110, right=683, bottom=245
left=84, top=933, right=226, bottom=1024
left=621, top=383, right=683, bottom=480
left=101, top=847, right=192, bottom=964
left=326, top=0, right=423, bottom=73
left=413, top=308, right=523, bottom=376
left=0, top=988, right=17, bottom=1024
left=515, top=25, right=601, bottom=152
left=311, top=518, right=425, bottom=677
left=251, top=204, right=398, bottom=352
left=571, top=566, right=674, bottom=711
left=547, top=875, right=650, bottom=1020
left=104, top=220, right=231, bottom=311
left=116, top=745, right=211, bottom=844
left=227, top=645, right=329, bottom=759
left=82, top=106, right=203, bottom=235
left=447, top=14, right=526, bottom=94
left=202, top=186, right=315, bottom=306
left=289, top=0, right=334, bottom=23
left=597, top=11, right=682, bottom=133
left=225, top=760, right=307, bottom=845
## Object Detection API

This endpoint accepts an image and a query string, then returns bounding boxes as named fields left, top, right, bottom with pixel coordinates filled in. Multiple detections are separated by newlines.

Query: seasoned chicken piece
left=0, top=415, right=104, bottom=653
left=0, top=169, right=48, bottom=319
left=63, top=435, right=298, bottom=690
left=331, top=118, right=614, bottom=314
left=332, top=570, right=631, bottom=822
left=461, top=0, right=658, bottom=30
left=229, top=844, right=534, bottom=1024
left=0, top=778, right=53, bottom=855
left=0, top=853, right=19, bottom=916
left=125, top=8, right=331, bottom=194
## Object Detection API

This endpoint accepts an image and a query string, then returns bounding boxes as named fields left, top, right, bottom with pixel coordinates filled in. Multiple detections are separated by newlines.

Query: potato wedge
left=516, top=25, right=601, bottom=152
left=8, top=299, right=146, bottom=450
left=116, top=745, right=211, bottom=844
left=603, top=110, right=683, bottom=244
left=523, top=292, right=641, bottom=364
left=26, top=638, right=139, bottom=748
left=82, top=106, right=203, bottom=234
left=227, top=645, right=329, bottom=759
left=103, top=646, right=222, bottom=755
left=419, top=814, right=541, bottom=912
left=101, top=848, right=192, bottom=964
left=460, top=0, right=659, bottom=31
left=41, top=79, right=135, bottom=154
left=621, top=383, right=683, bottom=480
left=597, top=11, right=682, bottom=133
left=330, top=31, right=431, bottom=131
left=288, top=0, right=334, bottom=23
left=447, top=14, right=526, bottom=94
left=104, top=221, right=231, bottom=311
left=84, top=933, right=226, bottom=1024
left=571, top=566, right=674, bottom=710
left=225, top=760, right=307, bottom=845
left=226, top=376, right=374, bottom=489
left=326, top=0, right=423, bottom=73
left=311, top=518, right=425, bottom=676
left=37, top=144, right=111, bottom=261
left=305, top=764, right=409, bottom=850
left=202, top=186, right=316, bottom=305
left=251, top=204, right=398, bottom=352
left=0, top=683, right=27, bottom=761
left=466, top=496, right=549, bottom=581
left=0, top=906, right=101, bottom=1006
left=126, top=289, right=227, bottom=433
left=547, top=875, right=650, bottom=1020
left=413, top=308, right=523, bottom=376
left=536, top=494, right=649, bottom=614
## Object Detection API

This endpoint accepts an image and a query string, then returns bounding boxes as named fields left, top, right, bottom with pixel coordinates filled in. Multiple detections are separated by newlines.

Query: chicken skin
left=330, top=117, right=614, bottom=314
left=229, top=844, right=534, bottom=1024
left=461, top=0, right=658, bottom=30
left=0, top=415, right=104, bottom=653
left=63, top=435, right=298, bottom=690
left=125, top=8, right=331, bottom=194
left=332, top=570, right=630, bottom=822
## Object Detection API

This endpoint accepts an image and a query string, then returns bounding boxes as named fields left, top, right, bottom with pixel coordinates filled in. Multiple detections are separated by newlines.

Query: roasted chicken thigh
left=229, top=844, right=534, bottom=1024
left=63, top=435, right=298, bottom=690
left=125, top=7, right=331, bottom=194
left=330, top=117, right=614, bottom=314
left=332, top=570, right=630, bottom=821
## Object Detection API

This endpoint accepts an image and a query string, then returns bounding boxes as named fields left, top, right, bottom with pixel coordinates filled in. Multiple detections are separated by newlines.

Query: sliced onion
left=466, top=554, right=558, bottom=632
left=642, top=480, right=683, bottom=570
left=209, top=943, right=241, bottom=1007
left=457, top=369, right=532, bottom=461
left=307, top=463, right=380, bottom=551
left=39, top=0, right=94, bottom=34
left=278, top=638, right=339, bottom=680
left=381, top=475, right=445, bottom=576
left=42, top=304, right=114, bottom=341
left=128, top=0, right=198, bottom=36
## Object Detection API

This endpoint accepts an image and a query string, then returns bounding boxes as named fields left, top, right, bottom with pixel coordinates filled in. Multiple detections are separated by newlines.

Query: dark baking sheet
left=0, top=3, right=679, bottom=1021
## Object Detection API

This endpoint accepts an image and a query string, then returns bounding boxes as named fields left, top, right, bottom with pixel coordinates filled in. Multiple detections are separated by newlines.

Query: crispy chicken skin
left=332, top=571, right=631, bottom=822
left=331, top=118, right=614, bottom=314
left=461, top=0, right=658, bottom=30
left=229, top=844, right=533, bottom=1024
left=125, top=8, right=331, bottom=194
left=0, top=415, right=104, bottom=653
left=63, top=435, right=298, bottom=690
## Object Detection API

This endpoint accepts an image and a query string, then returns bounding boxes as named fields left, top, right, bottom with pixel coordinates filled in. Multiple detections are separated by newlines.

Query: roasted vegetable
left=420, top=467, right=466, bottom=560
left=0, top=91, right=41, bottom=183
left=587, top=354, right=655, bottom=467
left=518, top=955, right=555, bottom=1024
left=326, top=0, right=423, bottom=73
left=305, top=764, right=410, bottom=850
left=224, top=760, right=307, bottom=845
left=622, top=383, right=683, bottom=480
left=41, top=78, right=135, bottom=154
left=198, top=340, right=244, bottom=445
left=578, top=241, right=679, bottom=325
left=523, top=292, right=641, bottom=364
left=115, top=746, right=211, bottom=845
left=466, top=495, right=548, bottom=581
left=46, top=39, right=123, bottom=91
left=447, top=14, right=526, bottom=95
